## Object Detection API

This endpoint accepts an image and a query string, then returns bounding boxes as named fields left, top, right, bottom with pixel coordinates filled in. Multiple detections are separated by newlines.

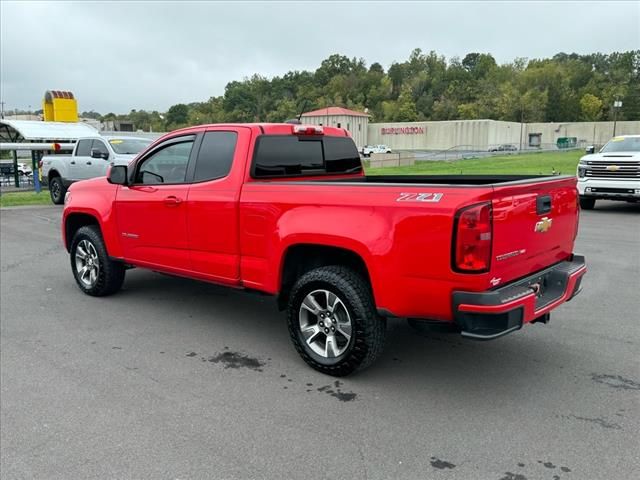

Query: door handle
left=70, top=161, right=76, bottom=165
left=164, top=195, right=183, bottom=206
left=86, top=161, right=92, bottom=165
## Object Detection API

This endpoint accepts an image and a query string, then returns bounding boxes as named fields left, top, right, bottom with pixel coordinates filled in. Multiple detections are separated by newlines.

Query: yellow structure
left=42, top=90, right=78, bottom=122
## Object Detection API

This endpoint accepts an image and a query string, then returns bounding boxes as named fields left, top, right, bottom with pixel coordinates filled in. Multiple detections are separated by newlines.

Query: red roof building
left=301, top=106, right=370, bottom=118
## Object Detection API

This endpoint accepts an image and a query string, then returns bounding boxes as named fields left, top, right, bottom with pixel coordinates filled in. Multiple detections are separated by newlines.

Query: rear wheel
left=286, top=266, right=386, bottom=376
left=579, top=197, right=596, bottom=210
left=70, top=225, right=125, bottom=296
left=49, top=176, right=66, bottom=205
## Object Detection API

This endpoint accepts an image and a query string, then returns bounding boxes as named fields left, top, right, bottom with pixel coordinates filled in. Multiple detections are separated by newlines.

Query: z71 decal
left=396, top=192, right=444, bottom=203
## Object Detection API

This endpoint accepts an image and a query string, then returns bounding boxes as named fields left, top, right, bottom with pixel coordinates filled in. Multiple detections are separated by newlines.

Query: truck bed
left=314, top=174, right=568, bottom=186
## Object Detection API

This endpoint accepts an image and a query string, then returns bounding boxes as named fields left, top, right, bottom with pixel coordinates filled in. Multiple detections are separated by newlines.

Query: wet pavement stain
left=560, top=466, right=571, bottom=472
left=517, top=463, right=525, bottom=467
left=112, top=346, right=122, bottom=350
left=566, top=414, right=622, bottom=430
left=316, top=382, right=357, bottom=402
left=541, top=461, right=556, bottom=469
left=591, top=373, right=640, bottom=390
left=430, top=457, right=455, bottom=469
left=206, top=351, right=265, bottom=371
left=186, top=352, right=197, bottom=357
left=499, top=473, right=527, bottom=480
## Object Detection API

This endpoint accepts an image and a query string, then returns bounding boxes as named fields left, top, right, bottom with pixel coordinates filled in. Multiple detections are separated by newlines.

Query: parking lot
left=1, top=201, right=638, bottom=479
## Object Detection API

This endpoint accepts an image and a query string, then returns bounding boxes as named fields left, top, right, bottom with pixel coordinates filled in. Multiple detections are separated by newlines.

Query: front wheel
left=286, top=266, right=386, bottom=376
left=579, top=197, right=596, bottom=210
left=70, top=226, right=125, bottom=296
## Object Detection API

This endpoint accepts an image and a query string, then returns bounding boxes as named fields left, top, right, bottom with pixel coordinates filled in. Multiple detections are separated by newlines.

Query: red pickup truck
left=62, top=123, right=586, bottom=375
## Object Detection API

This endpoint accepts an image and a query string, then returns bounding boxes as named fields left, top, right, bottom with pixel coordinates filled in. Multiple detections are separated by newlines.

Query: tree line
left=86, top=49, right=639, bottom=131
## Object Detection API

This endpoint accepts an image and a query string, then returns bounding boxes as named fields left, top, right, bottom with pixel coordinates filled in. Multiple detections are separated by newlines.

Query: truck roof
left=164, top=123, right=350, bottom=138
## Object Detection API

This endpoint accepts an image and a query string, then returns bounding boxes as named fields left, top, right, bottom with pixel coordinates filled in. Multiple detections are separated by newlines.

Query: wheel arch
left=277, top=243, right=373, bottom=310
left=64, top=212, right=102, bottom=252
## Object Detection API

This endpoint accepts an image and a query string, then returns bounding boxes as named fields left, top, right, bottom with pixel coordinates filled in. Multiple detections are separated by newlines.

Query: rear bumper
left=452, top=255, right=586, bottom=340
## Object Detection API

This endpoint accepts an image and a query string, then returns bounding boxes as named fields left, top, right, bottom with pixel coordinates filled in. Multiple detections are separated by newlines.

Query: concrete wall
left=368, top=120, right=521, bottom=151
left=523, top=121, right=639, bottom=148
left=368, top=119, right=640, bottom=151
left=301, top=114, right=368, bottom=148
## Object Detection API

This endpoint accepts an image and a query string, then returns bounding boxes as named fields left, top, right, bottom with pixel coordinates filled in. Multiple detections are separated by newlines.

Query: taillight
left=452, top=202, right=492, bottom=273
left=293, top=124, right=324, bottom=135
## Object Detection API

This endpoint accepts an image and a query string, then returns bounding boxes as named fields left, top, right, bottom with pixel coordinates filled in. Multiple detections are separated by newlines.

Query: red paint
left=63, top=123, right=584, bottom=323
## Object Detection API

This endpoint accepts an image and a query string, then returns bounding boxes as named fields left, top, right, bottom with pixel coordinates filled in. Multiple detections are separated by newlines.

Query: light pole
left=519, top=105, right=524, bottom=152
left=612, top=99, right=622, bottom=137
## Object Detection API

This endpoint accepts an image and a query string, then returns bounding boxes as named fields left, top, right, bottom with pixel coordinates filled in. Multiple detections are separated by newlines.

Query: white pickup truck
left=360, top=144, right=392, bottom=157
left=41, top=136, right=152, bottom=204
left=577, top=135, right=640, bottom=209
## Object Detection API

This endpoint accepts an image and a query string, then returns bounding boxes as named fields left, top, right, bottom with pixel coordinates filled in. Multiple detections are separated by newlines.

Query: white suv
left=577, top=135, right=640, bottom=209
left=361, top=145, right=392, bottom=157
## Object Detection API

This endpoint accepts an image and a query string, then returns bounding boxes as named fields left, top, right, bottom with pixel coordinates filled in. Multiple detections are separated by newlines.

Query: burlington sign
left=381, top=126, right=425, bottom=135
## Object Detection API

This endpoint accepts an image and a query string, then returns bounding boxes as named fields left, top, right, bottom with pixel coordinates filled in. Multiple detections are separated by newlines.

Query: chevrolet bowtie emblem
left=606, top=164, right=620, bottom=171
left=534, top=217, right=553, bottom=233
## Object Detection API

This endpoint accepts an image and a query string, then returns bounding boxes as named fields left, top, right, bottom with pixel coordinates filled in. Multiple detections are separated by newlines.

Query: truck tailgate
left=490, top=176, right=579, bottom=284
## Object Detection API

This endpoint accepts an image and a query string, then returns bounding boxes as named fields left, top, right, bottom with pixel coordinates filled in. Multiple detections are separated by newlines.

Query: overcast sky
left=1, top=1, right=638, bottom=114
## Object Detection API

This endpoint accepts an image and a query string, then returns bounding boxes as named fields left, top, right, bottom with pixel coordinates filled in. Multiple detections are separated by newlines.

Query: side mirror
left=107, top=165, right=128, bottom=185
left=585, top=146, right=595, bottom=154
left=91, top=149, right=109, bottom=160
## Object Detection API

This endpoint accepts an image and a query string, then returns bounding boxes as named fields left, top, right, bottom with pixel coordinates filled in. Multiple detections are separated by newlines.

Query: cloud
left=1, top=1, right=638, bottom=113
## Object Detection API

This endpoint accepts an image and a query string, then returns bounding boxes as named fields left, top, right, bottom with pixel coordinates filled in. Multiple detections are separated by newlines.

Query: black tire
left=70, top=225, right=125, bottom=296
left=579, top=197, right=596, bottom=210
left=49, top=176, right=66, bottom=205
left=286, top=266, right=386, bottom=376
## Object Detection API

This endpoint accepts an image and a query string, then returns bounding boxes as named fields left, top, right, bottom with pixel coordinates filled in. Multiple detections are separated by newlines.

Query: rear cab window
left=251, top=135, right=361, bottom=178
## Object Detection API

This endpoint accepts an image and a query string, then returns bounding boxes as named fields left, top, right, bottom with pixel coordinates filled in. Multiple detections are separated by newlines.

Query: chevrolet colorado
left=577, top=135, right=640, bottom=209
left=62, top=123, right=586, bottom=375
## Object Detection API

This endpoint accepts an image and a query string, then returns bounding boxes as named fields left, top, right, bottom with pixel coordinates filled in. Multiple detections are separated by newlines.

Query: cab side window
left=193, top=131, right=237, bottom=182
left=91, top=140, right=109, bottom=158
left=135, top=138, right=194, bottom=185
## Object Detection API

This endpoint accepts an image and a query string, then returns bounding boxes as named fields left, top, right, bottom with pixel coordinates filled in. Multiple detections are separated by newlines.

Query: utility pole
left=519, top=105, right=524, bottom=152
left=612, top=98, right=622, bottom=137
left=0, top=101, right=5, bottom=119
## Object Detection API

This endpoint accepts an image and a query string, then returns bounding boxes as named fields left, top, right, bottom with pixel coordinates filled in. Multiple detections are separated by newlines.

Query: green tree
left=580, top=94, right=603, bottom=121
left=165, top=104, right=189, bottom=127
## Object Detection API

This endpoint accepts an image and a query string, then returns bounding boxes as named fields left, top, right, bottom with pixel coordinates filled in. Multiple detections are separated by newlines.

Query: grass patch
left=365, top=150, right=583, bottom=176
left=0, top=191, right=52, bottom=208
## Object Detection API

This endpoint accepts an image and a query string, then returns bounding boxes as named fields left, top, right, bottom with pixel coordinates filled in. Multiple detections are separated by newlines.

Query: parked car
left=62, top=123, right=586, bottom=376
left=0, top=161, right=32, bottom=176
left=361, top=144, right=392, bottom=156
left=41, top=136, right=152, bottom=204
left=489, top=144, right=518, bottom=152
left=577, top=135, right=640, bottom=209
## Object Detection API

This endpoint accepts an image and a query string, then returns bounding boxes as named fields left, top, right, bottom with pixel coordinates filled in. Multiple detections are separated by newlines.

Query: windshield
left=600, top=137, right=640, bottom=153
left=108, top=138, right=152, bottom=155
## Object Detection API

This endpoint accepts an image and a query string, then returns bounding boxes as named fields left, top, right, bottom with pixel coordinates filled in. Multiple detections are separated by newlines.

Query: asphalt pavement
left=1, top=201, right=639, bottom=479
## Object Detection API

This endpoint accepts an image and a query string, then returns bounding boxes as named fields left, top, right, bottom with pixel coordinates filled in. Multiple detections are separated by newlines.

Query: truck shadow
left=121, top=270, right=572, bottom=397
left=585, top=201, right=640, bottom=214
